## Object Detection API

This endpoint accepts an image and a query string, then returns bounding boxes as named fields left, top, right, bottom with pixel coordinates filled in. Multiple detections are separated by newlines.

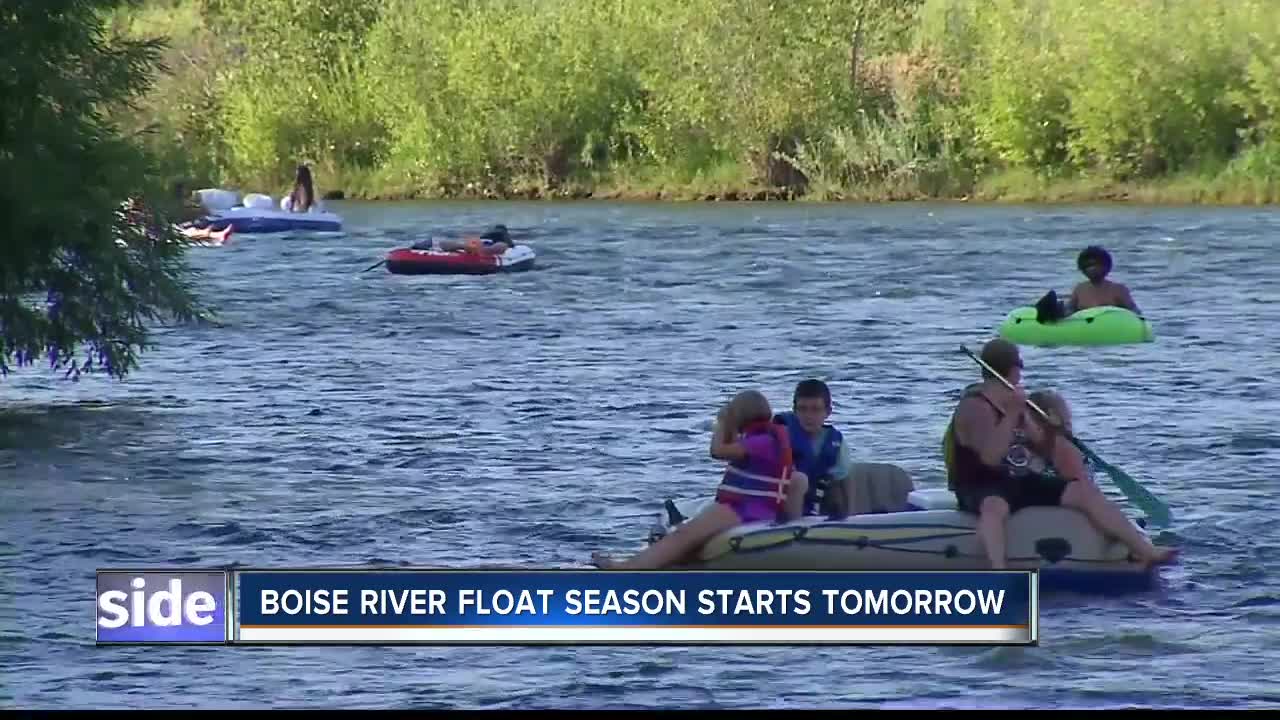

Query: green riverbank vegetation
left=115, top=0, right=1280, bottom=204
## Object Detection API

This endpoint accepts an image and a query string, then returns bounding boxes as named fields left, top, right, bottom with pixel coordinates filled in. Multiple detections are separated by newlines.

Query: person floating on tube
left=417, top=225, right=514, bottom=256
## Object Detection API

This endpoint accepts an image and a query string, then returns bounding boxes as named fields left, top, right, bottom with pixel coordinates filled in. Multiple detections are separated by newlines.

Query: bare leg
left=976, top=496, right=1011, bottom=569
left=592, top=502, right=740, bottom=570
left=1060, top=480, right=1177, bottom=565
left=182, top=225, right=232, bottom=245
left=784, top=472, right=809, bottom=521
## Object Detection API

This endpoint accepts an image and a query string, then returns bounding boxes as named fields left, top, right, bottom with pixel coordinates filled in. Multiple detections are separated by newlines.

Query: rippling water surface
left=3, top=201, right=1278, bottom=709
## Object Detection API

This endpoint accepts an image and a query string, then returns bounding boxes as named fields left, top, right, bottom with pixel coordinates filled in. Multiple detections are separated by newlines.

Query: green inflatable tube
left=997, top=305, right=1155, bottom=347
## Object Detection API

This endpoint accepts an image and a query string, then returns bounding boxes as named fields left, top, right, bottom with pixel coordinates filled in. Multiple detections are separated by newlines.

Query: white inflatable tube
left=242, top=193, right=274, bottom=210
left=194, top=188, right=240, bottom=212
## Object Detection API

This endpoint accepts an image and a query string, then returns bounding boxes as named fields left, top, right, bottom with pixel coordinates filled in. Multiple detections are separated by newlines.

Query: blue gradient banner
left=233, top=569, right=1036, bottom=645
left=96, top=570, right=228, bottom=643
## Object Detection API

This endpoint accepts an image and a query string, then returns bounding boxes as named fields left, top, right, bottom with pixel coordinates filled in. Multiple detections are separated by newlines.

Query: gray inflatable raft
left=655, top=464, right=1162, bottom=594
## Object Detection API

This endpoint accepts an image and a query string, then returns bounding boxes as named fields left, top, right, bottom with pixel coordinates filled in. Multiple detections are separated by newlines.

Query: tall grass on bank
left=115, top=0, right=1280, bottom=203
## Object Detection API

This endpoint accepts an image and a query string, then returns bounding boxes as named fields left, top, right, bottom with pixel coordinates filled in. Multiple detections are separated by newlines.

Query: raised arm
left=709, top=411, right=748, bottom=462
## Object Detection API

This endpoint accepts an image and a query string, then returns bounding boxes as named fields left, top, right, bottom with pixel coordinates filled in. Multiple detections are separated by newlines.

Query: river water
left=2, top=201, right=1278, bottom=709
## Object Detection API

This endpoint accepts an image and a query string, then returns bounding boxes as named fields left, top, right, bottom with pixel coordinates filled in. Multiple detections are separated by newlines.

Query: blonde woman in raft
left=591, top=390, right=809, bottom=570
left=1026, top=387, right=1175, bottom=566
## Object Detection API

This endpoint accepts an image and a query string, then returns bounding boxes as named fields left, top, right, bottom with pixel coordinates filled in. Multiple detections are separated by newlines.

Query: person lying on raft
left=118, top=196, right=232, bottom=246
left=1035, top=245, right=1141, bottom=322
left=180, top=224, right=234, bottom=246
left=170, top=205, right=234, bottom=246
left=591, top=390, right=809, bottom=570
left=942, top=338, right=1176, bottom=570
left=418, top=225, right=514, bottom=256
left=774, top=379, right=858, bottom=518
left=152, top=182, right=234, bottom=244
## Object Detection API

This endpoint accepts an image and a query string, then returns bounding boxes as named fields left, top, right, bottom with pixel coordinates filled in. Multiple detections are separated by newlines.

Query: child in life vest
left=590, top=390, right=809, bottom=570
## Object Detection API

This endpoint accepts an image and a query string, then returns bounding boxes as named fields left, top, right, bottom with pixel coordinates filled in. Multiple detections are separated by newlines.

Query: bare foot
left=1146, top=545, right=1179, bottom=566
left=1136, top=545, right=1179, bottom=567
left=591, top=552, right=622, bottom=569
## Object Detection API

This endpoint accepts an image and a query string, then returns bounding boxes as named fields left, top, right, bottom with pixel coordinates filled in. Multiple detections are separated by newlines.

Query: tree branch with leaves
left=1, top=0, right=212, bottom=382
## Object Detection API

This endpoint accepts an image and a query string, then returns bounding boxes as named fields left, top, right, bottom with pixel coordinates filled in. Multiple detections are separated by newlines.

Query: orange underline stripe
left=240, top=624, right=1028, bottom=630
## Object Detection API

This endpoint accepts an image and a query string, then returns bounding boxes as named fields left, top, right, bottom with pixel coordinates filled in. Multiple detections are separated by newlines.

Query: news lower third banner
left=96, top=569, right=1038, bottom=646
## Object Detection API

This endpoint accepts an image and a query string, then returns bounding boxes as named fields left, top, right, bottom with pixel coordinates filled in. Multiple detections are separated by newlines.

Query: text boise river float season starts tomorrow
left=96, top=569, right=1037, bottom=646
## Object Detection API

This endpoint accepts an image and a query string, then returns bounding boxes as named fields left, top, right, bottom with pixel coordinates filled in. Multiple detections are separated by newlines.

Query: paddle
left=361, top=235, right=442, bottom=273
left=960, top=344, right=1173, bottom=528
left=664, top=499, right=687, bottom=526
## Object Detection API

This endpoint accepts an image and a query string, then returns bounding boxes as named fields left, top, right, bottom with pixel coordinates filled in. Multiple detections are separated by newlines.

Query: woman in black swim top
left=944, top=339, right=1175, bottom=569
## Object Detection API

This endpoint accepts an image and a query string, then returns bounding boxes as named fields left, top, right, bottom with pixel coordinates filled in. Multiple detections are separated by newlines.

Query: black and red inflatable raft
left=384, top=244, right=537, bottom=275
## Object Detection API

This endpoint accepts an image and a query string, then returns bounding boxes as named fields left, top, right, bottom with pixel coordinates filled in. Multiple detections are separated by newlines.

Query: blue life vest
left=773, top=412, right=844, bottom=515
